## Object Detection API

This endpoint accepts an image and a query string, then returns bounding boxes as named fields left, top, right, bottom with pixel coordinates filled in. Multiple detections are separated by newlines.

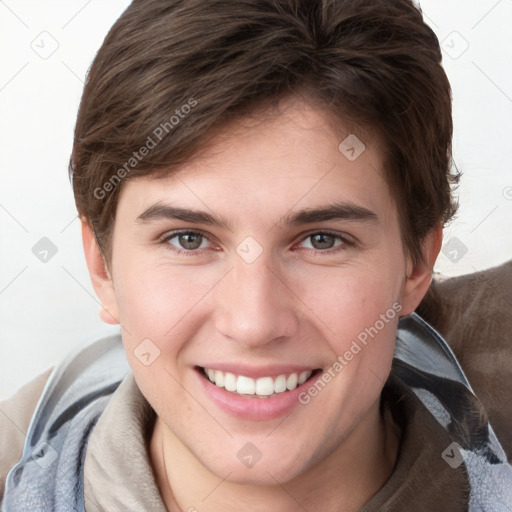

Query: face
left=86, top=96, right=432, bottom=486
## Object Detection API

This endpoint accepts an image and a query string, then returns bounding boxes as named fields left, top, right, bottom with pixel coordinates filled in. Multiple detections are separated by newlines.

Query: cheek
left=113, top=260, right=218, bottom=341
left=290, top=262, right=402, bottom=386
left=112, top=262, right=216, bottom=416
left=294, top=262, right=401, bottom=338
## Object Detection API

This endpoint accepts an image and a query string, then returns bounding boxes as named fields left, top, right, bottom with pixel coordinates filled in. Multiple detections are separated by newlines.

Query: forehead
left=117, top=96, right=395, bottom=226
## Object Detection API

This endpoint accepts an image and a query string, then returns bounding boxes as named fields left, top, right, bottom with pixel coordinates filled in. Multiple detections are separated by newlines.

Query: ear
left=81, top=219, right=120, bottom=325
left=399, top=225, right=443, bottom=316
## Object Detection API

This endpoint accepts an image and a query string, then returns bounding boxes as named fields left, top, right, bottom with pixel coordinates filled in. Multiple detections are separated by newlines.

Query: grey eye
left=177, top=232, right=204, bottom=250
left=309, top=233, right=337, bottom=250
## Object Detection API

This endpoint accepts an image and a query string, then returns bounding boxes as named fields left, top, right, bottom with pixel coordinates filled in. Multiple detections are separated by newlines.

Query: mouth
left=196, top=366, right=322, bottom=399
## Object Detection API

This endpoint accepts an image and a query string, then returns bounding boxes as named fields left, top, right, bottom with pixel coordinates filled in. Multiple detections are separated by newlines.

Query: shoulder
left=0, top=367, right=54, bottom=500
left=417, top=260, right=512, bottom=461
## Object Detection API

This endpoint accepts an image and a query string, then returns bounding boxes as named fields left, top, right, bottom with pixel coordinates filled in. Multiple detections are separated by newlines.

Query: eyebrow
left=135, top=201, right=378, bottom=229
left=136, top=203, right=234, bottom=230
left=284, top=202, right=378, bottom=225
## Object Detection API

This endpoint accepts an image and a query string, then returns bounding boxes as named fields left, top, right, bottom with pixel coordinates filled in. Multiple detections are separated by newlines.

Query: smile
left=200, top=367, right=319, bottom=398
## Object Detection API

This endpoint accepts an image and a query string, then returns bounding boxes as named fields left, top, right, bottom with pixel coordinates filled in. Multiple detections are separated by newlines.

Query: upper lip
left=196, top=364, right=320, bottom=379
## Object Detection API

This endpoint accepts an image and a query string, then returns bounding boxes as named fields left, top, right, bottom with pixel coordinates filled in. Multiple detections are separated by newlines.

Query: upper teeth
left=203, top=368, right=313, bottom=397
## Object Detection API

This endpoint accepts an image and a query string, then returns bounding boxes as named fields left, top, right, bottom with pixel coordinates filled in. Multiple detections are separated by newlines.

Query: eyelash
left=158, top=229, right=355, bottom=257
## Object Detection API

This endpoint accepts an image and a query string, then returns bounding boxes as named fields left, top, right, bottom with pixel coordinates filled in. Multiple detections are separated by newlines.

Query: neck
left=150, top=399, right=400, bottom=512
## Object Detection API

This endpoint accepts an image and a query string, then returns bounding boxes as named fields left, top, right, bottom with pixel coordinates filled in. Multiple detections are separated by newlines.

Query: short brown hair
left=70, top=0, right=458, bottom=267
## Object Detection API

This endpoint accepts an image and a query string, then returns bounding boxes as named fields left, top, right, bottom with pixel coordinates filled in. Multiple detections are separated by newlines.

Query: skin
left=83, top=95, right=441, bottom=511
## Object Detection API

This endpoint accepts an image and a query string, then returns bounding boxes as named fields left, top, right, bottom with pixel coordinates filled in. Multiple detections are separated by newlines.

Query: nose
left=213, top=255, right=300, bottom=349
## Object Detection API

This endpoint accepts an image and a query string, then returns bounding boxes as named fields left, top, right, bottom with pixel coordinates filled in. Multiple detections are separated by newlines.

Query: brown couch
left=416, top=260, right=512, bottom=461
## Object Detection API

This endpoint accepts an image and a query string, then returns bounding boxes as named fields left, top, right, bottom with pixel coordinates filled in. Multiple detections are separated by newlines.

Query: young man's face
left=85, top=96, right=435, bottom=486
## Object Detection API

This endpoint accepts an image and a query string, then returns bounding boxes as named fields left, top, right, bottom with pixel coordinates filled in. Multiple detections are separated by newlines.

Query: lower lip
left=195, top=368, right=319, bottom=421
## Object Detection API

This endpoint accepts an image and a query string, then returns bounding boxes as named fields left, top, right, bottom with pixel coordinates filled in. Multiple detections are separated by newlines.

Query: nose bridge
left=213, top=254, right=298, bottom=347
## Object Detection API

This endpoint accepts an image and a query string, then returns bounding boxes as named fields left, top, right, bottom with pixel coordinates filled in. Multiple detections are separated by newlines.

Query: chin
left=201, top=445, right=312, bottom=486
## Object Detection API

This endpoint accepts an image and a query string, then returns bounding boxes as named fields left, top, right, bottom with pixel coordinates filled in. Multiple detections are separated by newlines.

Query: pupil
left=179, top=233, right=202, bottom=250
left=312, top=234, right=334, bottom=249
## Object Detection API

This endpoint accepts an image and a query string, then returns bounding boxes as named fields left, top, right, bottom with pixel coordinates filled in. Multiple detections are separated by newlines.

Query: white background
left=1, top=0, right=511, bottom=399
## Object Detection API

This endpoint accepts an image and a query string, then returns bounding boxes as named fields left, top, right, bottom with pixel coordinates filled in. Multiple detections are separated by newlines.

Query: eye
left=161, top=230, right=211, bottom=253
left=298, top=231, right=351, bottom=252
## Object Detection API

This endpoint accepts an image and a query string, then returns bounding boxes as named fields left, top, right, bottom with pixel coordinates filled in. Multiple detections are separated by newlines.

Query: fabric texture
left=82, top=374, right=163, bottom=512
left=2, top=314, right=512, bottom=511
left=1, top=335, right=130, bottom=512
left=0, top=367, right=53, bottom=500
left=417, top=260, right=512, bottom=461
